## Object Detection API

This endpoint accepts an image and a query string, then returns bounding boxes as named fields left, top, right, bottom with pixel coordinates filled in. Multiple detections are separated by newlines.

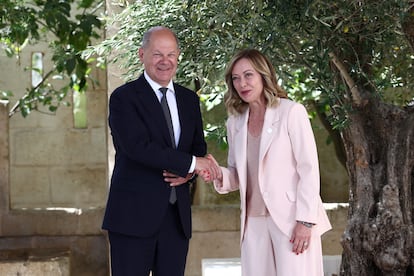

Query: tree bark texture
left=339, top=101, right=414, bottom=275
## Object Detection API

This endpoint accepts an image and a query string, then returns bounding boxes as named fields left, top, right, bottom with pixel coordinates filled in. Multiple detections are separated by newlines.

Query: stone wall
left=6, top=59, right=108, bottom=209
left=0, top=36, right=109, bottom=275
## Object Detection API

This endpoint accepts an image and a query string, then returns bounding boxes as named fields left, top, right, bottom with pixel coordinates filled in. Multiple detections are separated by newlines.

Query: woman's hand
left=290, top=221, right=312, bottom=254
left=199, top=154, right=222, bottom=182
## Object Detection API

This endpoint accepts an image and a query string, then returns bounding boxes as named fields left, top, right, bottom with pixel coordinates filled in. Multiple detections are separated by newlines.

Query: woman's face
left=231, top=58, right=264, bottom=105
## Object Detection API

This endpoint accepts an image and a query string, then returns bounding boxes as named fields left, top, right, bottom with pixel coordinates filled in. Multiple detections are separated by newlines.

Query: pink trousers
left=241, top=216, right=324, bottom=276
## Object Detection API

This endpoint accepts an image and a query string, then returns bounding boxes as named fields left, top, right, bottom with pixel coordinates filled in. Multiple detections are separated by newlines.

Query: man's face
left=139, top=29, right=180, bottom=87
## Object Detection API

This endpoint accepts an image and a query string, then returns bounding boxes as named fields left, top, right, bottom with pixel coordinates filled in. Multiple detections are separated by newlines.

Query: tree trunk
left=339, top=99, right=414, bottom=275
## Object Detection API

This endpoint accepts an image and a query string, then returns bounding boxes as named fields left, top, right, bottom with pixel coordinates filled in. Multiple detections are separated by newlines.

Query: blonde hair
left=224, top=49, right=288, bottom=115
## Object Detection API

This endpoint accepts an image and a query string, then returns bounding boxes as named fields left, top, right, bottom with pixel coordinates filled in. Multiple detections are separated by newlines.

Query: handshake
left=195, top=154, right=222, bottom=182
left=163, top=154, right=222, bottom=187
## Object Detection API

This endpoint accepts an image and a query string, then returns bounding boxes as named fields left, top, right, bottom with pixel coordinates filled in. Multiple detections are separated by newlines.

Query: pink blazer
left=214, top=98, right=331, bottom=242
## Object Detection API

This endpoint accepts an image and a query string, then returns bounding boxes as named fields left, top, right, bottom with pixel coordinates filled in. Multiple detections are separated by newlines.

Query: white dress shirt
left=144, top=71, right=196, bottom=173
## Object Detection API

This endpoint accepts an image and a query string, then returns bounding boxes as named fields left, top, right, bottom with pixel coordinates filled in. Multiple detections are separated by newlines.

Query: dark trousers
left=108, top=204, right=189, bottom=276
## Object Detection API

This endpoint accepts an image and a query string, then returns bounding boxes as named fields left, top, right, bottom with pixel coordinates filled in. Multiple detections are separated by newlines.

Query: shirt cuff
left=188, top=156, right=196, bottom=173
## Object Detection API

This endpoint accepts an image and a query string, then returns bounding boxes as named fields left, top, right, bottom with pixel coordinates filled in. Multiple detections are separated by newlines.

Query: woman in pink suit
left=203, top=49, right=331, bottom=276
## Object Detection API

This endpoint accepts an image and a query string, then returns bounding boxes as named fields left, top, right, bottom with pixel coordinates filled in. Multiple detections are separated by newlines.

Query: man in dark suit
left=102, top=26, right=218, bottom=276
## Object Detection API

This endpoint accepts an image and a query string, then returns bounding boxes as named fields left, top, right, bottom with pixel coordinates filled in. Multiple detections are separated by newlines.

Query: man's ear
left=138, top=48, right=144, bottom=61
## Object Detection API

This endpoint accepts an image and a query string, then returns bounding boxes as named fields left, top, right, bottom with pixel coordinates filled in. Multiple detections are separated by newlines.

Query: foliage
left=3, top=0, right=413, bottom=129
left=84, top=0, right=414, bottom=138
left=0, top=0, right=103, bottom=117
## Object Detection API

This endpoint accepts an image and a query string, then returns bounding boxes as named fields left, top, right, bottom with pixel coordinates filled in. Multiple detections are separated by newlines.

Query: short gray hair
left=141, top=26, right=180, bottom=49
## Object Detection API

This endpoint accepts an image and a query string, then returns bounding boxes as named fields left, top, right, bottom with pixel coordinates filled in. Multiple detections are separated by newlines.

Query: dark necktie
left=159, top=87, right=177, bottom=204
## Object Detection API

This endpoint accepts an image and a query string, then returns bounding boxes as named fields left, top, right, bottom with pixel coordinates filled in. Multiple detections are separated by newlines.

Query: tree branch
left=312, top=101, right=347, bottom=169
left=401, top=1, right=414, bottom=52
left=8, top=69, right=57, bottom=117
left=329, top=52, right=362, bottom=106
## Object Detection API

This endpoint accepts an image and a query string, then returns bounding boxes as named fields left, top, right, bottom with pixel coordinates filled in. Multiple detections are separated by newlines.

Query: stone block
left=192, top=206, right=240, bottom=232
left=9, top=167, right=51, bottom=208
left=50, top=166, right=107, bottom=208
left=187, top=231, right=240, bottom=276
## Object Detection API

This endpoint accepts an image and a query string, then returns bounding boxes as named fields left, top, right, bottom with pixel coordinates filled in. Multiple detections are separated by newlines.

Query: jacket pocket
left=286, top=190, right=297, bottom=202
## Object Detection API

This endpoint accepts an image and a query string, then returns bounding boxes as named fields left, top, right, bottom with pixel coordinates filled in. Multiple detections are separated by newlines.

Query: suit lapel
left=259, top=106, right=280, bottom=163
left=228, top=105, right=280, bottom=194
left=174, top=85, right=186, bottom=148
left=134, top=76, right=173, bottom=146
left=232, top=105, right=280, bottom=170
left=233, top=110, right=249, bottom=186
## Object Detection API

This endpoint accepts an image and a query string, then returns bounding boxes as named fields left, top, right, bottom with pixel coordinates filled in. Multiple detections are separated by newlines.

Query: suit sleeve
left=288, top=103, right=321, bottom=223
left=214, top=117, right=240, bottom=193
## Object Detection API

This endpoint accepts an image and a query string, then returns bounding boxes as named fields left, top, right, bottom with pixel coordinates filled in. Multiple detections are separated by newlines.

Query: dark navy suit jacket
left=102, top=74, right=207, bottom=239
